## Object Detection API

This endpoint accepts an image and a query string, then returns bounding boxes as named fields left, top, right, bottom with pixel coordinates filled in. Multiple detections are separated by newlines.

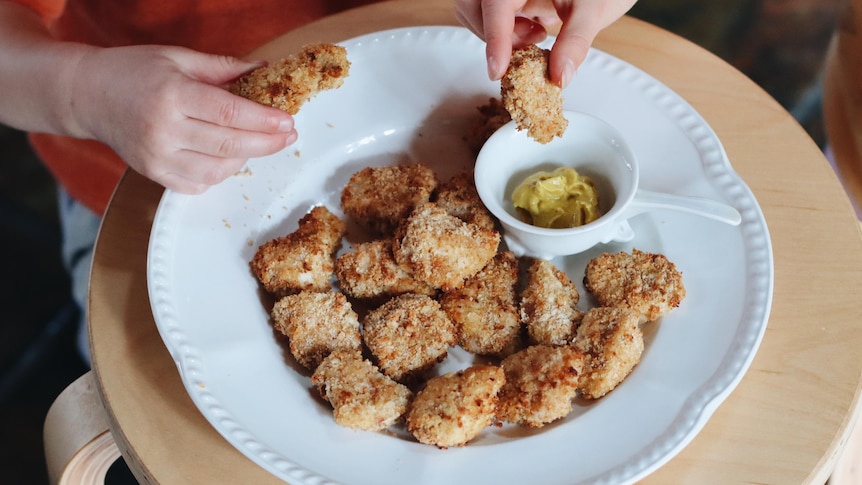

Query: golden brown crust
left=440, top=251, right=523, bottom=357
left=229, top=43, right=350, bottom=114
left=520, top=258, right=583, bottom=345
left=335, top=239, right=436, bottom=299
left=406, top=365, right=506, bottom=448
left=362, top=294, right=457, bottom=382
left=341, top=164, right=439, bottom=235
left=434, top=171, right=497, bottom=231
left=466, top=97, right=512, bottom=154
left=249, top=206, right=346, bottom=297
left=311, top=349, right=413, bottom=431
left=496, top=344, right=586, bottom=427
left=271, top=290, right=362, bottom=370
left=583, top=248, right=686, bottom=322
left=392, top=202, right=500, bottom=291
left=501, top=45, right=568, bottom=144
left=573, top=307, right=644, bottom=399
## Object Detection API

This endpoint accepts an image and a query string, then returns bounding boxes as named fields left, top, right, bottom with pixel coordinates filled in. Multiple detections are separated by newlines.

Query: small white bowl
left=475, top=111, right=740, bottom=259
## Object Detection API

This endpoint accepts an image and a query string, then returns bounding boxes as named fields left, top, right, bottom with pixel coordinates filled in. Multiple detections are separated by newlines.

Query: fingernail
left=488, top=56, right=502, bottom=81
left=278, top=117, right=293, bottom=133
left=560, top=59, right=576, bottom=89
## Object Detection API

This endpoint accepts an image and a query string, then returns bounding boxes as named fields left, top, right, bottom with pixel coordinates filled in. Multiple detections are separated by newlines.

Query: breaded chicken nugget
left=466, top=97, right=513, bottom=154
left=393, top=202, right=500, bottom=291
left=520, top=258, right=583, bottom=345
left=496, top=344, right=586, bottom=427
left=250, top=205, right=345, bottom=297
left=311, top=349, right=413, bottom=431
left=341, top=164, right=439, bottom=234
left=363, top=294, right=457, bottom=382
left=434, top=171, right=497, bottom=231
left=271, top=290, right=362, bottom=370
left=335, top=239, right=436, bottom=299
left=583, top=248, right=686, bottom=322
left=501, top=45, right=568, bottom=144
left=406, top=365, right=506, bottom=448
left=573, top=307, right=644, bottom=399
left=229, top=43, right=349, bottom=115
left=440, top=251, right=522, bottom=357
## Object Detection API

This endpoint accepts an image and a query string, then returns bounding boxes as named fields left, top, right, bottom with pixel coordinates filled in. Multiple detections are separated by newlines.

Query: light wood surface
left=88, top=0, right=862, bottom=483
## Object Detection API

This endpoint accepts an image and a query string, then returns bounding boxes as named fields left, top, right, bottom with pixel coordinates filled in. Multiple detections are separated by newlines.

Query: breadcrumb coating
left=341, top=164, right=439, bottom=235
left=497, top=344, right=586, bottom=427
left=335, top=239, right=436, bottom=299
left=440, top=251, right=522, bottom=357
left=466, top=97, right=512, bottom=154
left=311, top=349, right=413, bottom=431
left=573, top=307, right=644, bottom=399
left=434, top=171, right=497, bottom=231
left=406, top=365, right=506, bottom=448
left=393, top=202, right=500, bottom=291
left=250, top=206, right=345, bottom=297
left=362, top=294, right=457, bottom=382
left=520, top=258, right=583, bottom=345
left=229, top=43, right=350, bottom=115
left=501, top=45, right=568, bottom=144
left=583, top=248, right=686, bottom=322
left=271, top=290, right=362, bottom=370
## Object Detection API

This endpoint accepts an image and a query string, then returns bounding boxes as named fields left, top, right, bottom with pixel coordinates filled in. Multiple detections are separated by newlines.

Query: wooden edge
left=44, top=371, right=121, bottom=485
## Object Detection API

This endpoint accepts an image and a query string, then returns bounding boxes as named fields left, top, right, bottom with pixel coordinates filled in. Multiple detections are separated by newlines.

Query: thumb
left=176, top=49, right=266, bottom=86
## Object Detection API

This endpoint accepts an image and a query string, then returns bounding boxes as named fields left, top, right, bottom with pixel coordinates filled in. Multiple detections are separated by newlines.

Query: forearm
left=0, top=1, right=95, bottom=137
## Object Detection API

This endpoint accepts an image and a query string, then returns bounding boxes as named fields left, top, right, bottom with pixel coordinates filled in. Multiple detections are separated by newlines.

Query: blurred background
left=0, top=0, right=845, bottom=483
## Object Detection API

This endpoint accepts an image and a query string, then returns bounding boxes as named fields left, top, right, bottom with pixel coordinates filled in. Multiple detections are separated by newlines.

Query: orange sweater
left=13, top=0, right=380, bottom=215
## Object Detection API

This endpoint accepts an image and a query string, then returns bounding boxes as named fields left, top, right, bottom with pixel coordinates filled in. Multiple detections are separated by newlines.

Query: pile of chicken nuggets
left=249, top=164, right=686, bottom=449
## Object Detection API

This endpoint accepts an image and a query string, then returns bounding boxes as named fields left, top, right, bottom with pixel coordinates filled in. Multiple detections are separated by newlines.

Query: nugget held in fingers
left=573, top=307, right=644, bottom=399
left=393, top=202, right=500, bottom=291
left=497, top=344, right=586, bottom=427
left=341, top=164, right=439, bottom=234
left=440, top=251, right=522, bottom=357
left=520, top=258, right=583, bottom=346
left=250, top=206, right=345, bottom=297
left=312, top=349, right=413, bottom=431
left=363, top=294, right=457, bottom=382
left=406, top=365, right=506, bottom=448
left=271, top=290, right=362, bottom=370
left=335, top=239, right=436, bottom=299
left=584, top=248, right=686, bottom=322
left=501, top=45, right=568, bottom=144
left=229, top=43, right=350, bottom=114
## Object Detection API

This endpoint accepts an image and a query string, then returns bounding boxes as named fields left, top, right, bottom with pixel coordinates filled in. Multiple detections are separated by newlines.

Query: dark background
left=0, top=1, right=845, bottom=483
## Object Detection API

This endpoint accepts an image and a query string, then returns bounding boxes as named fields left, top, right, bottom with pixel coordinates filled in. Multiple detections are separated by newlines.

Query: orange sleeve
left=7, top=0, right=65, bottom=23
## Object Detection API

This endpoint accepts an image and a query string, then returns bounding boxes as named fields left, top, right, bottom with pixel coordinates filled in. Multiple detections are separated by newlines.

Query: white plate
left=147, top=26, right=773, bottom=485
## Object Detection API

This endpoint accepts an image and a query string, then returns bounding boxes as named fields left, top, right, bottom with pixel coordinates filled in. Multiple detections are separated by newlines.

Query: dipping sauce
left=511, top=167, right=600, bottom=228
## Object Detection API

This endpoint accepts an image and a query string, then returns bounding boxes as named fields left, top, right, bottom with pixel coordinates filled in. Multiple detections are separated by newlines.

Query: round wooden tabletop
left=88, top=1, right=862, bottom=483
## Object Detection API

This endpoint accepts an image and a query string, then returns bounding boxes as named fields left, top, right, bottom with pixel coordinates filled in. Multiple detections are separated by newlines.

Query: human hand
left=66, top=45, right=296, bottom=194
left=455, top=0, right=637, bottom=88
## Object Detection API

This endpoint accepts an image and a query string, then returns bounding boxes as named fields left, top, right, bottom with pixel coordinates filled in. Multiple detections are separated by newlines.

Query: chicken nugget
left=520, top=258, right=583, bottom=345
left=312, top=349, right=413, bottom=431
left=573, top=307, right=644, bottom=399
left=434, top=171, right=497, bottom=231
left=501, top=44, right=567, bottom=144
left=440, top=251, right=522, bottom=357
left=406, top=365, right=506, bottom=448
left=335, top=239, right=436, bottom=299
left=583, top=248, right=686, bottom=322
left=393, top=202, right=500, bottom=291
left=229, top=43, right=349, bottom=114
left=496, top=344, right=586, bottom=427
left=250, top=205, right=345, bottom=297
left=271, top=290, right=362, bottom=370
left=466, top=97, right=512, bottom=154
left=363, top=294, right=457, bottom=382
left=340, top=164, right=439, bottom=235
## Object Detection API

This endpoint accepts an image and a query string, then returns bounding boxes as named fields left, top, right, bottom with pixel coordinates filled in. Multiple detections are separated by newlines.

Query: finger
left=455, top=0, right=484, bottom=38
left=178, top=83, right=294, bottom=134
left=482, top=0, right=520, bottom=80
left=512, top=16, right=548, bottom=48
left=174, top=49, right=266, bottom=86
left=549, top=2, right=603, bottom=88
left=158, top=150, right=251, bottom=189
left=176, top=118, right=295, bottom=160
